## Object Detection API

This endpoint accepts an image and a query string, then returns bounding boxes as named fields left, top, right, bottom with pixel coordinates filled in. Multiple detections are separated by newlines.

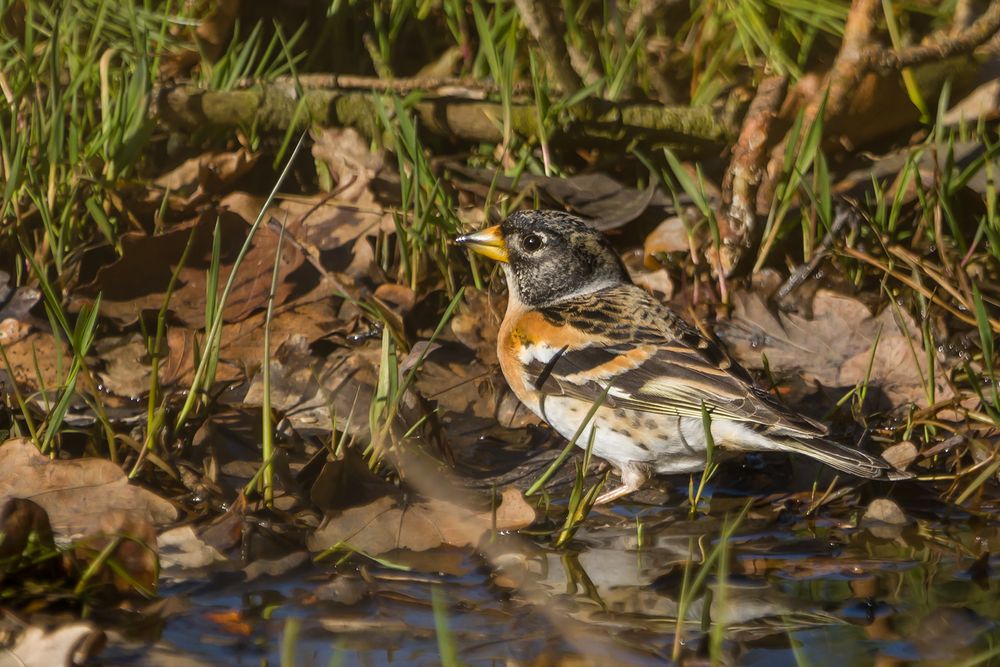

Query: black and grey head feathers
left=500, top=210, right=631, bottom=307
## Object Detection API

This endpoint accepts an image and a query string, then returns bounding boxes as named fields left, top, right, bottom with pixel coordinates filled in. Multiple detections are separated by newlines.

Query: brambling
left=456, top=210, right=909, bottom=504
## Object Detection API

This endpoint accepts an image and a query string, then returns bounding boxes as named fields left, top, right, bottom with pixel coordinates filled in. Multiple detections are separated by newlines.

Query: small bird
left=456, top=210, right=909, bottom=504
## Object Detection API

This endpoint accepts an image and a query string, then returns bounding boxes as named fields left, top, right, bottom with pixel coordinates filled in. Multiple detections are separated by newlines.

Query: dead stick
left=867, top=0, right=1000, bottom=73
left=154, top=83, right=731, bottom=150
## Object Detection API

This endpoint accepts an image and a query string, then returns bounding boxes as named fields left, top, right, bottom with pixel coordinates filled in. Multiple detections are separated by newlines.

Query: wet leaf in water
left=0, top=439, right=177, bottom=539
left=157, top=525, right=227, bottom=573
left=309, top=448, right=395, bottom=512
left=204, top=610, right=254, bottom=637
left=307, top=487, right=535, bottom=555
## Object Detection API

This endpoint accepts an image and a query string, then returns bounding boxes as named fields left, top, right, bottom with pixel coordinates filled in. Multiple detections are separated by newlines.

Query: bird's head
left=456, top=210, right=630, bottom=307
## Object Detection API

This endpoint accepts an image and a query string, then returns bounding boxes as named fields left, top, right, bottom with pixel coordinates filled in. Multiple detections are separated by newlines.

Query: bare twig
left=867, top=0, right=1000, bottom=74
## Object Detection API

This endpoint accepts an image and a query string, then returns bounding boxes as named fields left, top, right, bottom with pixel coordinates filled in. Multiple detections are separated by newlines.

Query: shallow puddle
left=94, top=485, right=1000, bottom=666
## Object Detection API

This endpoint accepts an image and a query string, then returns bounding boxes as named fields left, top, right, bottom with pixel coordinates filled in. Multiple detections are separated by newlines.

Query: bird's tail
left=778, top=436, right=913, bottom=481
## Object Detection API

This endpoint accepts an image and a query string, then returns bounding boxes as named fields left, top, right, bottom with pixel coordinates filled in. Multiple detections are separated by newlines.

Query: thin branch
left=866, top=0, right=1000, bottom=74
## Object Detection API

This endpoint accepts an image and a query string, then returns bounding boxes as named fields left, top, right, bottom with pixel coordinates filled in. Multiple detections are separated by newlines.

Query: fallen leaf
left=154, top=148, right=258, bottom=197
left=241, top=336, right=380, bottom=435
left=94, top=333, right=150, bottom=399
left=631, top=267, right=674, bottom=298
left=75, top=209, right=306, bottom=327
left=447, top=164, right=664, bottom=230
left=306, top=487, right=535, bottom=555
left=643, top=216, right=689, bottom=261
left=2, top=331, right=73, bottom=396
left=157, top=525, right=227, bottom=573
left=717, top=289, right=952, bottom=409
left=862, top=498, right=909, bottom=526
left=310, top=126, right=383, bottom=198
left=450, top=287, right=502, bottom=365
left=0, top=439, right=177, bottom=540
left=194, top=0, right=240, bottom=61
left=204, top=610, right=254, bottom=637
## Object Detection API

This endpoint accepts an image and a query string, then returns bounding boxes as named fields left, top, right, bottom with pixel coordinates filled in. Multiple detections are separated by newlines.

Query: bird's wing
left=528, top=286, right=827, bottom=438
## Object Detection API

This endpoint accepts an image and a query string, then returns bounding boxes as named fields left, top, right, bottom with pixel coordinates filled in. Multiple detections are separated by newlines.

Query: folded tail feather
left=779, top=437, right=913, bottom=481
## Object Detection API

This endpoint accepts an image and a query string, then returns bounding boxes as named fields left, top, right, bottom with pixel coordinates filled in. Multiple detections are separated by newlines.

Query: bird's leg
left=594, top=463, right=649, bottom=505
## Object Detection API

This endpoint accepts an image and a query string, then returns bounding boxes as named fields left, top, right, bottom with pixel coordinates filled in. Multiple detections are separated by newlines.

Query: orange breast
left=498, top=309, right=603, bottom=403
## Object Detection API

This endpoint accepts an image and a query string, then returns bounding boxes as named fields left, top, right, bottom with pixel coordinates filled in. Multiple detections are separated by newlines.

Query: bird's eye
left=522, top=233, right=543, bottom=251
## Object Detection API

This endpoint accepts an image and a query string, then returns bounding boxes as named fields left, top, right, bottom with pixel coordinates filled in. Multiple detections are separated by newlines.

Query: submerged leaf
left=307, top=487, right=535, bottom=555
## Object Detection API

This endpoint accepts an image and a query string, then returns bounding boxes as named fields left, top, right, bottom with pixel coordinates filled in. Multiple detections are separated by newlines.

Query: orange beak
left=454, top=225, right=508, bottom=263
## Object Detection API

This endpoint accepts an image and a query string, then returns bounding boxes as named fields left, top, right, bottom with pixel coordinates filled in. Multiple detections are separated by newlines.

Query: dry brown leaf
left=717, top=289, right=952, bottom=409
left=194, top=0, right=240, bottom=61
left=75, top=209, right=305, bottom=327
left=0, top=439, right=177, bottom=539
left=306, top=487, right=535, bottom=555
left=310, top=127, right=383, bottom=199
left=154, top=148, right=258, bottom=196
left=94, top=299, right=338, bottom=398
left=94, top=333, right=150, bottom=398
left=1, top=331, right=72, bottom=394
left=241, top=339, right=380, bottom=434
left=374, top=283, right=416, bottom=316
left=632, top=267, right=674, bottom=298
left=451, top=287, right=502, bottom=366
left=643, top=216, right=689, bottom=262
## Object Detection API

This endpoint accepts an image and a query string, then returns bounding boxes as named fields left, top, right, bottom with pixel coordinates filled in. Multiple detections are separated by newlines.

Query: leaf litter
left=4, top=13, right=1000, bottom=666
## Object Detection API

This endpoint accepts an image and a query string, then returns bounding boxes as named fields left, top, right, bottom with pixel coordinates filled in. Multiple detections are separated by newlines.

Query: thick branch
left=154, top=81, right=731, bottom=153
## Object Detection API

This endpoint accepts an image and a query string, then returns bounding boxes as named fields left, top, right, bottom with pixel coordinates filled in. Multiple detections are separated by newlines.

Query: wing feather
left=525, top=286, right=828, bottom=438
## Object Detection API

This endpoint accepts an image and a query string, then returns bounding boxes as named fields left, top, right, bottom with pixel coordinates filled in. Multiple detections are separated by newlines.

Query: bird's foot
left=593, top=463, right=649, bottom=505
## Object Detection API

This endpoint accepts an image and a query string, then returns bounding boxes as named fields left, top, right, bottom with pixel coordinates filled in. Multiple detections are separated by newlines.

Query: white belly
left=529, top=393, right=780, bottom=475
